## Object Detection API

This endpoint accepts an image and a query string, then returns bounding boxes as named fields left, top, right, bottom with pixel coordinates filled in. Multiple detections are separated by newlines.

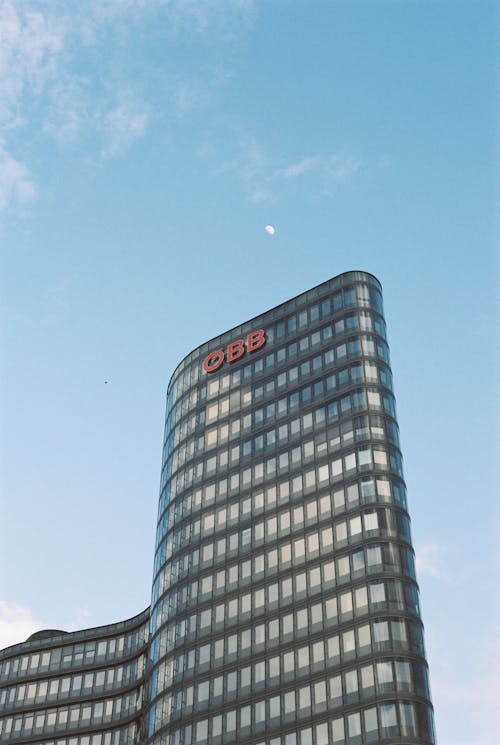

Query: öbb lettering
left=202, top=329, right=266, bottom=373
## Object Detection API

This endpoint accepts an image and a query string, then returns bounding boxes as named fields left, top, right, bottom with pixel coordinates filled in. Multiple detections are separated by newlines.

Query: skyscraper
left=0, top=271, right=435, bottom=745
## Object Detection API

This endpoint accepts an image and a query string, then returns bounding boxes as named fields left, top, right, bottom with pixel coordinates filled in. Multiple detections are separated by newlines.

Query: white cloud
left=219, top=136, right=275, bottom=202
left=0, top=0, right=65, bottom=127
left=155, top=0, right=256, bottom=34
left=43, top=76, right=92, bottom=145
left=219, top=140, right=362, bottom=202
left=0, top=144, right=37, bottom=210
left=415, top=542, right=453, bottom=582
left=0, top=600, right=93, bottom=651
left=85, top=0, right=255, bottom=33
left=169, top=77, right=212, bottom=115
left=0, top=600, right=44, bottom=650
left=272, top=150, right=362, bottom=187
left=327, top=150, right=362, bottom=183
left=0, top=0, right=256, bottom=212
left=273, top=156, right=320, bottom=180
left=100, top=94, right=150, bottom=158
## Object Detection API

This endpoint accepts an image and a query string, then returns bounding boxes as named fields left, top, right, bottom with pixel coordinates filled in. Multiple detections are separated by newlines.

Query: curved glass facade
left=0, top=271, right=435, bottom=745
left=146, top=271, right=435, bottom=745
left=0, top=609, right=149, bottom=745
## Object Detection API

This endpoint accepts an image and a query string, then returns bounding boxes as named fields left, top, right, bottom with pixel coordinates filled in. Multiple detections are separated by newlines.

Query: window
left=331, top=717, right=345, bottom=744
left=364, top=707, right=378, bottom=740
left=254, top=700, right=266, bottom=723
left=340, top=591, right=353, bottom=618
left=295, top=572, right=307, bottom=596
left=395, top=660, right=411, bottom=690
left=269, top=695, right=280, bottom=720
left=282, top=613, right=294, bottom=639
left=309, top=566, right=321, bottom=592
left=352, top=550, right=365, bottom=574
left=254, top=660, right=265, bottom=684
left=360, top=664, right=375, bottom=693
left=350, top=516, right=362, bottom=536
left=370, top=583, right=386, bottom=607
left=306, top=534, right=319, bottom=561
left=296, top=608, right=308, bottom=633
left=376, top=661, right=394, bottom=692
left=344, top=453, right=356, bottom=471
left=373, top=620, right=389, bottom=644
left=331, top=458, right=342, bottom=477
left=347, top=711, right=361, bottom=740
left=197, top=681, right=209, bottom=704
left=293, top=538, right=306, bottom=563
left=380, top=703, right=398, bottom=733
left=335, top=522, right=347, bottom=544
left=316, top=723, right=329, bottom=745
left=311, top=640, right=324, bottom=667
left=342, top=629, right=356, bottom=657
left=343, top=669, right=359, bottom=702
left=399, top=703, right=417, bottom=735
left=324, top=597, right=337, bottom=624
left=269, top=655, right=280, bottom=680
left=366, top=546, right=382, bottom=568
left=298, top=684, right=311, bottom=712
left=337, top=556, right=350, bottom=580
left=198, top=645, right=210, bottom=665
left=284, top=690, right=295, bottom=714
left=364, top=511, right=378, bottom=531
left=355, top=586, right=368, bottom=613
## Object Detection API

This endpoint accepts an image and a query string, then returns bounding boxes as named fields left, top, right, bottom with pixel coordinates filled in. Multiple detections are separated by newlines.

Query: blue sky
left=0, top=1, right=498, bottom=742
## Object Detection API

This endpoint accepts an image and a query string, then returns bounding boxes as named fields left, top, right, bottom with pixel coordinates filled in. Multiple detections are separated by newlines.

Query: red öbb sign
left=202, top=329, right=266, bottom=373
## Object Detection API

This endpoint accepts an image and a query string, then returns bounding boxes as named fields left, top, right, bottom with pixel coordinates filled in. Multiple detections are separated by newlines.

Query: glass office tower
left=147, top=271, right=435, bottom=745
left=0, top=271, right=435, bottom=745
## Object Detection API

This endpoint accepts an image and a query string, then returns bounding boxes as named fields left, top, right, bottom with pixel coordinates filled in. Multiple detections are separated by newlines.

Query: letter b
left=247, top=329, right=266, bottom=353
left=227, top=339, right=245, bottom=363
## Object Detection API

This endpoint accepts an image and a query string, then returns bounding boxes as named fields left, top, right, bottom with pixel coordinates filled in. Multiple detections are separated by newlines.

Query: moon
left=265, top=225, right=276, bottom=235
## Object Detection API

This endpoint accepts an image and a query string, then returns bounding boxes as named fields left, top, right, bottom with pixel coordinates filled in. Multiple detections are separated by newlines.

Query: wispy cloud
left=1, top=0, right=361, bottom=213
left=0, top=143, right=37, bottom=210
left=42, top=75, right=93, bottom=145
left=218, top=136, right=274, bottom=202
left=0, top=0, right=255, bottom=211
left=219, top=139, right=363, bottom=202
left=0, top=0, right=65, bottom=128
left=0, top=599, right=44, bottom=649
left=169, top=77, right=213, bottom=115
left=327, top=150, right=362, bottom=183
left=0, top=599, right=93, bottom=650
left=100, top=93, right=150, bottom=158
left=415, top=542, right=454, bottom=583
left=84, top=0, right=255, bottom=35
left=273, top=156, right=320, bottom=181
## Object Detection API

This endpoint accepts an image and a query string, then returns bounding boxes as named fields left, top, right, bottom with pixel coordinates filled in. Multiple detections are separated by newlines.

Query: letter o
left=203, top=349, right=224, bottom=373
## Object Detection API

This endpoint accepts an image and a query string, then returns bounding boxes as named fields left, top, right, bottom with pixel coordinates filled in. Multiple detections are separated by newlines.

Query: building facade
left=1, top=271, right=435, bottom=745
left=0, top=609, right=149, bottom=745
